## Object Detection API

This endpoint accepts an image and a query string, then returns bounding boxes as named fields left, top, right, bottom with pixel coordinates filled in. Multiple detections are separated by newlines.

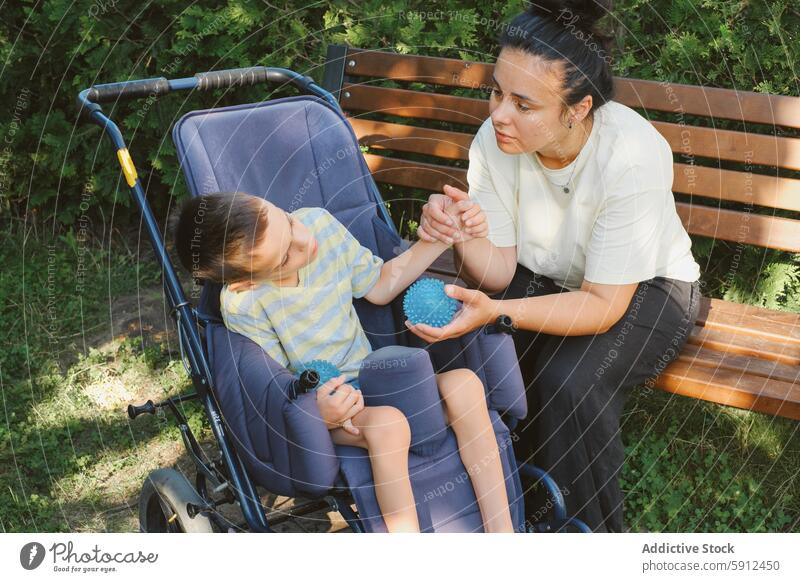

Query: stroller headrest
left=172, top=95, right=403, bottom=346
left=173, top=95, right=381, bottom=216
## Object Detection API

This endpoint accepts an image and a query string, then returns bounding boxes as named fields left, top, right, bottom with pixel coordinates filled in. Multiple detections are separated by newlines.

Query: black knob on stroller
left=127, top=400, right=156, bottom=419
left=484, top=314, right=517, bottom=335
left=289, top=369, right=320, bottom=399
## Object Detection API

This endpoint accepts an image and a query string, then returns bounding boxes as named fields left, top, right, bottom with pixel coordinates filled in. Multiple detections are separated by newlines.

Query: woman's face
left=488, top=48, right=572, bottom=156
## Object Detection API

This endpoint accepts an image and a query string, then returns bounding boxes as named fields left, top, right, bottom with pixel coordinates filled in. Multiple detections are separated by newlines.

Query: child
left=172, top=191, right=513, bottom=533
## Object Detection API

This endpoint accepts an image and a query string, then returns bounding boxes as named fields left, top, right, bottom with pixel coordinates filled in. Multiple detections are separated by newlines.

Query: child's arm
left=358, top=198, right=487, bottom=306
left=363, top=238, right=450, bottom=306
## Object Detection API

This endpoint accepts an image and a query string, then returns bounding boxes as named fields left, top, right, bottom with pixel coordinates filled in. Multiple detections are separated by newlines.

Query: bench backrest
left=322, top=45, right=800, bottom=253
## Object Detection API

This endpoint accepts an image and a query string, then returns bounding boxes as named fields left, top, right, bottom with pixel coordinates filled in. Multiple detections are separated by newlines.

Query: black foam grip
left=87, top=78, right=170, bottom=104
left=195, top=67, right=270, bottom=90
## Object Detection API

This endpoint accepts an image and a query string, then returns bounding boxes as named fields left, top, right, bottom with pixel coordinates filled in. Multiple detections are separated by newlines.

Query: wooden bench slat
left=344, top=85, right=800, bottom=170
left=344, top=48, right=495, bottom=92
left=672, top=163, right=800, bottom=213
left=343, top=83, right=488, bottom=126
left=687, top=326, right=800, bottom=367
left=615, top=77, right=800, bottom=130
left=697, top=297, right=800, bottom=345
left=674, top=203, right=800, bottom=253
left=363, top=153, right=467, bottom=191
left=427, top=253, right=462, bottom=282
left=349, top=118, right=473, bottom=160
left=656, top=358, right=800, bottom=419
left=705, top=296, right=800, bottom=327
left=652, top=121, right=800, bottom=171
left=679, top=343, right=800, bottom=384
left=343, top=48, right=800, bottom=129
left=351, top=117, right=800, bottom=211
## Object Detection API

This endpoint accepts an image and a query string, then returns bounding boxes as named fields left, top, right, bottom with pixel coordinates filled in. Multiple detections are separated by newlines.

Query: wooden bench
left=320, top=45, right=800, bottom=420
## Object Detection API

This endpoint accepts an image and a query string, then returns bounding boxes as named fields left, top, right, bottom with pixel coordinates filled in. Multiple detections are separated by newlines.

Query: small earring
left=568, top=118, right=574, bottom=129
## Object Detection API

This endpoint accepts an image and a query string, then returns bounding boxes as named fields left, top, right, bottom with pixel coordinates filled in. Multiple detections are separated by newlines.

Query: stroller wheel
left=139, top=468, right=215, bottom=533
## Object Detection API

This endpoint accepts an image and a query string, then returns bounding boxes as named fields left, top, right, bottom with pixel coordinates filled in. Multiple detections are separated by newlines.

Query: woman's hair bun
left=527, top=0, right=612, bottom=32
left=499, top=1, right=616, bottom=111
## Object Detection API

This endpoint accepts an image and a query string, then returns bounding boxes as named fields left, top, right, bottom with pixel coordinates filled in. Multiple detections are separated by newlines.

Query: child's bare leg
left=331, top=406, right=419, bottom=532
left=436, top=369, right=514, bottom=533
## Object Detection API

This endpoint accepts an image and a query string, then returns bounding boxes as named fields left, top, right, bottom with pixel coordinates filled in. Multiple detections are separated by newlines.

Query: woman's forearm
left=452, top=238, right=515, bottom=294
left=490, top=291, right=618, bottom=336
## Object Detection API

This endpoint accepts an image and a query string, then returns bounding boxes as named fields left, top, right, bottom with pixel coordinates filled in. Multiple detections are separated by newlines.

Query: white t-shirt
left=467, top=100, right=700, bottom=290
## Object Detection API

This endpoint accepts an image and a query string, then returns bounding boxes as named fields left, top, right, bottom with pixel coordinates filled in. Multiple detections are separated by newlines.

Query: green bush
left=1, top=0, right=798, bottom=306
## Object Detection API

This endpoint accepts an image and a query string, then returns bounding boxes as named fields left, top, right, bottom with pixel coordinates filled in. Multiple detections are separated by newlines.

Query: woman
left=407, top=0, right=701, bottom=532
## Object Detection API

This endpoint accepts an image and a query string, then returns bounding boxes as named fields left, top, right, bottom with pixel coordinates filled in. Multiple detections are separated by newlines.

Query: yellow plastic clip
left=116, top=148, right=138, bottom=187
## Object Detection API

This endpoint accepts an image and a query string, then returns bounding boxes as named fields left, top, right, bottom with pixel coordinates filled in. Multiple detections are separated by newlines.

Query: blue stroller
left=77, top=66, right=590, bottom=533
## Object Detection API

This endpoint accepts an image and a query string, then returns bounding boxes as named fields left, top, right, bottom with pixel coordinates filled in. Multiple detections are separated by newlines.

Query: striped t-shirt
left=219, top=207, right=384, bottom=384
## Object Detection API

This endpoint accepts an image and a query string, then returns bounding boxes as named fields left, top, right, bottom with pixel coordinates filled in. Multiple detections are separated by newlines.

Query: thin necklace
left=542, top=118, right=593, bottom=194
left=550, top=160, right=579, bottom=194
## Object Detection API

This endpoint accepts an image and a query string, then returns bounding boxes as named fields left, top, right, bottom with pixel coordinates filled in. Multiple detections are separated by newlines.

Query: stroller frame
left=76, top=66, right=590, bottom=533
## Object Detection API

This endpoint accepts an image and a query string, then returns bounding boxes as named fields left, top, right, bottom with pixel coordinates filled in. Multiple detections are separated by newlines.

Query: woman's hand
left=418, top=185, right=488, bottom=244
left=405, top=284, right=498, bottom=342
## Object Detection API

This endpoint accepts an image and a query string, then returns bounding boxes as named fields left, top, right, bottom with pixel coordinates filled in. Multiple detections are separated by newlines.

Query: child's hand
left=317, top=375, right=363, bottom=436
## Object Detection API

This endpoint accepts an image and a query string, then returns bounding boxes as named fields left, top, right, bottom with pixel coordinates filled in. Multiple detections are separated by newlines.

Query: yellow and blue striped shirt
left=219, top=207, right=384, bottom=383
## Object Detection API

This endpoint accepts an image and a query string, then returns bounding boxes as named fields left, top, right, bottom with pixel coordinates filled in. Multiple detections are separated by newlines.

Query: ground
left=42, top=285, right=349, bottom=533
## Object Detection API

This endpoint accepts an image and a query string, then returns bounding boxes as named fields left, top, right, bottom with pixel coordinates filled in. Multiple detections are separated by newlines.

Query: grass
left=1, top=225, right=797, bottom=532
left=0, top=225, right=211, bottom=532
left=621, top=388, right=799, bottom=532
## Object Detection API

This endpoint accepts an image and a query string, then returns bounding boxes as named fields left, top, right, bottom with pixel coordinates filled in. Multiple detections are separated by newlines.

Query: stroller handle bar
left=77, top=67, right=336, bottom=116
left=74, top=66, right=342, bottom=533
left=195, top=66, right=316, bottom=91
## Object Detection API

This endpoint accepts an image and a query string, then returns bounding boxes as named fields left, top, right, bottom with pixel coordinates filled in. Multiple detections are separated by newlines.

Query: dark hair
left=170, top=191, right=268, bottom=284
left=499, top=0, right=615, bottom=118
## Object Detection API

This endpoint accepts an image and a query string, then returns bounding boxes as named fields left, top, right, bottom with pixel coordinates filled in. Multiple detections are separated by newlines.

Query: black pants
left=492, top=264, right=701, bottom=532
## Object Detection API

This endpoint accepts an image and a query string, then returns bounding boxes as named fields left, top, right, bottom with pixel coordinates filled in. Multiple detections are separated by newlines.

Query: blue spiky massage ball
left=298, top=359, right=341, bottom=387
left=403, top=278, right=460, bottom=327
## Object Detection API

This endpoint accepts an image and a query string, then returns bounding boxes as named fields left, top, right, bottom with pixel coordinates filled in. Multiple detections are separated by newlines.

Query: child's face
left=238, top=199, right=318, bottom=286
